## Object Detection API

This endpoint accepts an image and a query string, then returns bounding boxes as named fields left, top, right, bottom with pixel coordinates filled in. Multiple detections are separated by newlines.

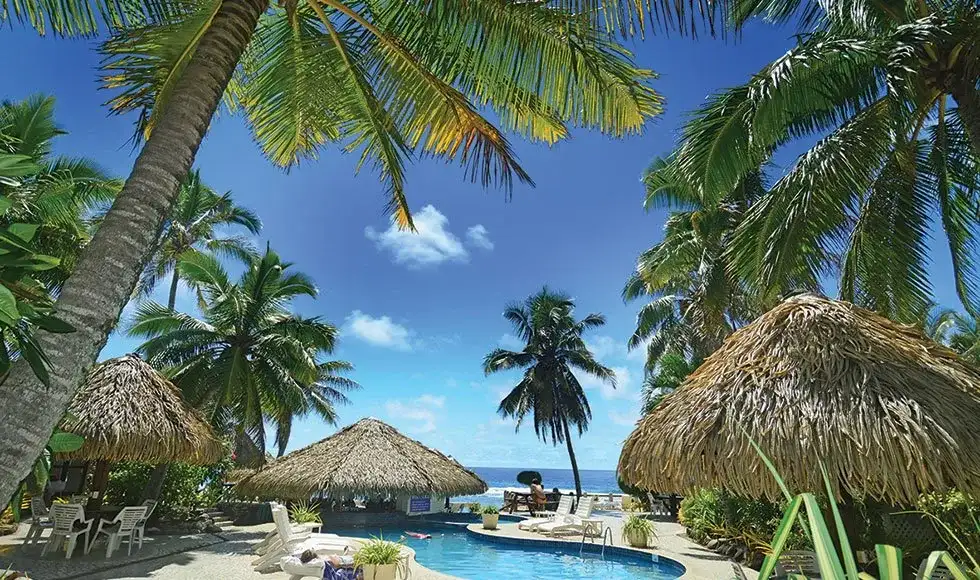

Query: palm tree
left=0, top=0, right=665, bottom=502
left=623, top=156, right=769, bottom=372
left=640, top=353, right=696, bottom=415
left=665, top=0, right=980, bottom=322
left=129, top=248, right=358, bottom=460
left=0, top=95, right=119, bottom=291
left=135, top=169, right=260, bottom=310
left=484, top=288, right=614, bottom=497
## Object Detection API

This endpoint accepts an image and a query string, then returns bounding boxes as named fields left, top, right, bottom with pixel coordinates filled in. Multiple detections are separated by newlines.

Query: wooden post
left=86, top=460, right=110, bottom=514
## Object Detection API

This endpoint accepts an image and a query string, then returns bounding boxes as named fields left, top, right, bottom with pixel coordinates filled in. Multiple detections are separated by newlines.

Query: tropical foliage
left=662, top=0, right=980, bottom=323
left=104, top=459, right=232, bottom=520
left=640, top=353, right=697, bottom=414
left=135, top=169, right=260, bottom=309
left=4, top=429, right=84, bottom=522
left=0, top=95, right=118, bottom=290
left=129, top=248, right=358, bottom=457
left=484, top=288, right=614, bottom=496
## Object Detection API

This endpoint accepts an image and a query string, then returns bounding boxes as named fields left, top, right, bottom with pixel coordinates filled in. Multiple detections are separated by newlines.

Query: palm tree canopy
left=484, top=288, right=615, bottom=444
left=135, top=168, right=260, bottom=301
left=0, top=95, right=119, bottom=290
left=99, top=0, right=665, bottom=229
left=662, top=0, right=980, bottom=321
left=129, top=247, right=358, bottom=457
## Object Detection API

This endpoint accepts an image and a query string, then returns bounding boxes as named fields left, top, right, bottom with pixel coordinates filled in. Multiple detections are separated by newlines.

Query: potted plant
left=480, top=504, right=499, bottom=530
left=622, top=515, right=656, bottom=548
left=354, top=537, right=402, bottom=580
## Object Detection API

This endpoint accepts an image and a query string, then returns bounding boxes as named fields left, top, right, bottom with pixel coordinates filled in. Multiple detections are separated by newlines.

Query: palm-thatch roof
left=235, top=418, right=487, bottom=499
left=618, top=294, right=980, bottom=505
left=60, top=354, right=225, bottom=464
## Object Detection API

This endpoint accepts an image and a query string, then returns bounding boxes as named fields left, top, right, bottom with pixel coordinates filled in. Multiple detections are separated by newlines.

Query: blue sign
left=409, top=496, right=431, bottom=513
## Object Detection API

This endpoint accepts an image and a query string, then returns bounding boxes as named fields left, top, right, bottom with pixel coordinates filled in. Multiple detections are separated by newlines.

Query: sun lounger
left=537, top=496, right=595, bottom=537
left=252, top=506, right=350, bottom=572
left=518, top=495, right=573, bottom=531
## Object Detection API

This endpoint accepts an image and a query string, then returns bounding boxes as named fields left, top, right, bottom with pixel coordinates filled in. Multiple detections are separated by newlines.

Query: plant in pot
left=353, top=536, right=402, bottom=580
left=481, top=504, right=500, bottom=530
left=622, top=515, right=656, bottom=548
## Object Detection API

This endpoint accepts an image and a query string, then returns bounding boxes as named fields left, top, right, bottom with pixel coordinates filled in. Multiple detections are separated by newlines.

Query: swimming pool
left=322, top=522, right=685, bottom=580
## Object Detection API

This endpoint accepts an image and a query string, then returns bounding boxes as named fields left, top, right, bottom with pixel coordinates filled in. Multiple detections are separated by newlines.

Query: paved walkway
left=467, top=514, right=736, bottom=579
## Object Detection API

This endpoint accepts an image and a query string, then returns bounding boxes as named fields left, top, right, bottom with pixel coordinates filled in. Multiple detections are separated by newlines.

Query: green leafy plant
left=679, top=488, right=795, bottom=557
left=103, top=459, right=231, bottom=520
left=749, top=434, right=979, bottom=579
left=353, top=536, right=402, bottom=566
left=623, top=514, right=657, bottom=547
left=917, top=492, right=980, bottom=569
left=289, top=501, right=321, bottom=524
left=5, top=428, right=83, bottom=522
left=481, top=504, right=499, bottom=515
left=468, top=502, right=481, bottom=513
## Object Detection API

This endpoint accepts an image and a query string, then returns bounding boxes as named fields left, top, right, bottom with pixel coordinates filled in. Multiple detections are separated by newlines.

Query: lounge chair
left=518, top=495, right=573, bottom=531
left=25, top=497, right=54, bottom=545
left=774, top=551, right=820, bottom=577
left=537, top=496, right=596, bottom=537
left=251, top=506, right=350, bottom=572
left=133, top=499, right=157, bottom=551
left=41, top=503, right=94, bottom=559
left=90, top=505, right=149, bottom=558
left=254, top=503, right=337, bottom=555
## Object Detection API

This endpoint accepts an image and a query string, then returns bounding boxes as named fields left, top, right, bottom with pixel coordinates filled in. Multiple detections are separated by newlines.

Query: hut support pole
left=87, top=460, right=110, bottom=513
left=142, top=463, right=170, bottom=501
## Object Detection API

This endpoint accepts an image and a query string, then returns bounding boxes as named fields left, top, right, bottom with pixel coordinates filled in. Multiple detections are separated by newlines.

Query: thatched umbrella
left=618, top=294, right=980, bottom=506
left=236, top=418, right=487, bottom=500
left=59, top=354, right=225, bottom=507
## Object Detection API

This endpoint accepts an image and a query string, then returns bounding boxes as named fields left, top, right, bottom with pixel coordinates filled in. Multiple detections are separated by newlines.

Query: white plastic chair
left=537, top=496, right=596, bottom=536
left=133, top=499, right=157, bottom=551
left=90, top=506, right=148, bottom=558
left=41, top=503, right=93, bottom=559
left=25, top=497, right=54, bottom=545
left=251, top=506, right=348, bottom=572
left=518, top=495, right=573, bottom=531
left=253, top=502, right=334, bottom=555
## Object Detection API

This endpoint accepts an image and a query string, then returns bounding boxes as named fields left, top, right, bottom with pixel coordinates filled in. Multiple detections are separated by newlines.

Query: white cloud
left=626, top=336, right=651, bottom=363
left=465, top=225, right=494, bottom=251
left=574, top=366, right=635, bottom=400
left=344, top=311, right=413, bottom=351
left=498, top=333, right=525, bottom=351
left=365, top=205, right=471, bottom=268
left=586, top=335, right=623, bottom=360
left=385, top=394, right=445, bottom=433
left=609, top=410, right=639, bottom=427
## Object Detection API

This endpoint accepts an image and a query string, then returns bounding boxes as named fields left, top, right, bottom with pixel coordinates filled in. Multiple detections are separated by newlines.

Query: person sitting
left=530, top=477, right=547, bottom=515
left=295, top=549, right=358, bottom=580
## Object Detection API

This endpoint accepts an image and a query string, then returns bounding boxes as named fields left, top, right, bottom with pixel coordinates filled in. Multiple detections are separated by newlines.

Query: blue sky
left=1, top=20, right=963, bottom=471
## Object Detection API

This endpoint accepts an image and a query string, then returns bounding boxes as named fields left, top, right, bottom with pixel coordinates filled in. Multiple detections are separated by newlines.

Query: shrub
left=289, top=501, right=322, bottom=524
left=481, top=504, right=499, bottom=515
left=353, top=537, right=402, bottom=566
left=679, top=488, right=804, bottom=557
left=918, top=491, right=980, bottom=568
left=622, top=515, right=656, bottom=545
left=104, top=459, right=231, bottom=520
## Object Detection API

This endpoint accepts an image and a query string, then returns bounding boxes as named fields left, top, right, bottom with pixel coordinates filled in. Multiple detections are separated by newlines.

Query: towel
left=323, top=565, right=361, bottom=580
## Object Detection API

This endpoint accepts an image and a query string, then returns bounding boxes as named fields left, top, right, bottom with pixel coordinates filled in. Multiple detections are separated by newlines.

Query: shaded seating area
left=24, top=355, right=226, bottom=560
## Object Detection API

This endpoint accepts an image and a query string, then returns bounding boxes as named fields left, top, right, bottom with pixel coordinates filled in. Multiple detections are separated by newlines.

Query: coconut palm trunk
left=0, top=0, right=269, bottom=505
left=560, top=414, right=583, bottom=498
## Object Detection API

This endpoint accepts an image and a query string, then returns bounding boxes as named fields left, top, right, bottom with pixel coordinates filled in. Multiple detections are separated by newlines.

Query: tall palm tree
left=484, top=288, right=614, bottom=497
left=135, top=169, right=260, bottom=310
left=129, top=248, right=358, bottom=459
left=623, top=156, right=768, bottom=372
left=640, top=353, right=696, bottom=415
left=665, top=0, right=980, bottom=323
left=0, top=0, right=665, bottom=501
left=0, top=95, right=119, bottom=291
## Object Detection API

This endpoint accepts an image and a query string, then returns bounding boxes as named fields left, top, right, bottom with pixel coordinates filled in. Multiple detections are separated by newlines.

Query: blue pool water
left=323, top=523, right=684, bottom=580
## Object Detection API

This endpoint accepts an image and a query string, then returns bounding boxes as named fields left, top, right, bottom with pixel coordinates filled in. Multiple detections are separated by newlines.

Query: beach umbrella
left=516, top=471, right=542, bottom=486
left=59, top=354, right=226, bottom=506
left=235, top=418, right=488, bottom=500
left=618, top=294, right=980, bottom=505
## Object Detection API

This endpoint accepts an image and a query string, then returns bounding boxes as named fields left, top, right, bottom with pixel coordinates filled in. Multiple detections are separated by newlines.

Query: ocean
left=455, top=466, right=620, bottom=504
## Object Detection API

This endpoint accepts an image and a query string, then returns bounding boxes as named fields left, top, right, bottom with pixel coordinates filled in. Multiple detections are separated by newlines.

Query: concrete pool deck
left=466, top=514, right=737, bottom=580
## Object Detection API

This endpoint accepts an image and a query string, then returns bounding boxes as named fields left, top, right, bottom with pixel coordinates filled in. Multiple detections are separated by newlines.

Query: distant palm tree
left=624, top=156, right=768, bottom=372
left=640, top=353, right=697, bottom=415
left=0, top=95, right=119, bottom=290
left=130, top=248, right=358, bottom=460
left=484, top=288, right=614, bottom=497
left=135, top=169, right=260, bottom=310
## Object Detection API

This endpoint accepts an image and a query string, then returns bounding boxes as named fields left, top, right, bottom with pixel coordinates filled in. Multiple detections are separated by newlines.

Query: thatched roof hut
left=60, top=354, right=225, bottom=464
left=236, top=418, right=487, bottom=499
left=618, top=294, right=980, bottom=504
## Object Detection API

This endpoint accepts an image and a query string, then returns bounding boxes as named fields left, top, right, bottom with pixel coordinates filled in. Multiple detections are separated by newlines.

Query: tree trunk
left=86, top=460, right=110, bottom=514
left=141, top=271, right=181, bottom=501
left=950, top=80, right=980, bottom=156
left=561, top=416, right=583, bottom=497
left=0, top=0, right=269, bottom=506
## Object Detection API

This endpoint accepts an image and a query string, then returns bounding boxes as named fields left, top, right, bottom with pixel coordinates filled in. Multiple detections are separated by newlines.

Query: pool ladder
left=580, top=525, right=615, bottom=559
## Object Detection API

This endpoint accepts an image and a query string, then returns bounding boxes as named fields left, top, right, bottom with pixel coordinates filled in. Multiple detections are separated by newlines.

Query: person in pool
left=529, top=477, right=547, bottom=515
